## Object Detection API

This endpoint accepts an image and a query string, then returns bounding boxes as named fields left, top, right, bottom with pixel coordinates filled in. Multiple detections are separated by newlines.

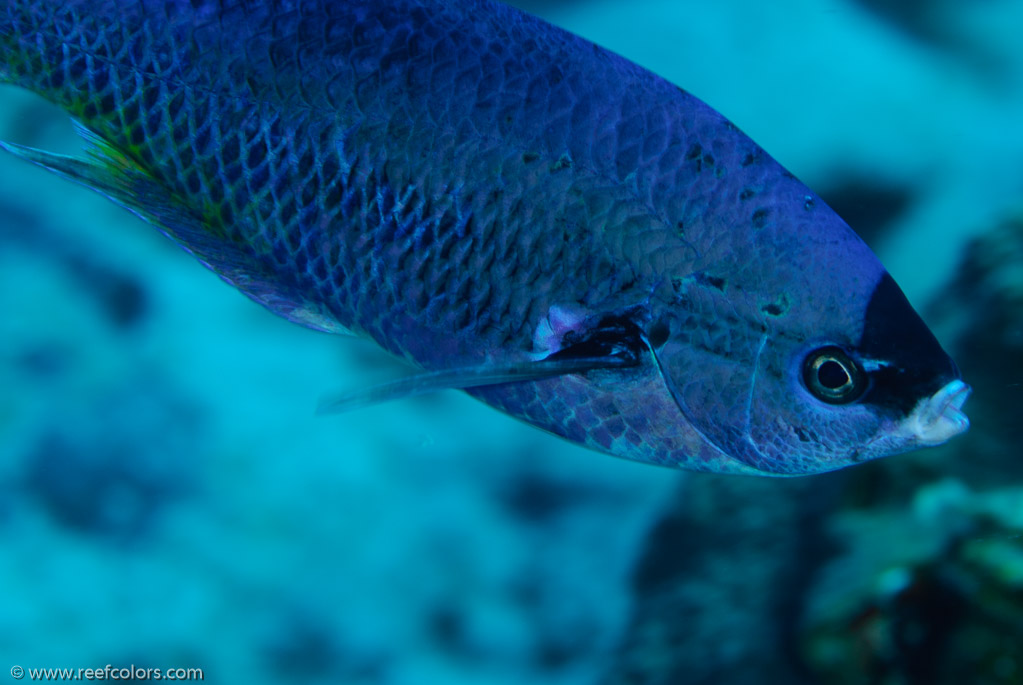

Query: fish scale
left=1, top=0, right=970, bottom=474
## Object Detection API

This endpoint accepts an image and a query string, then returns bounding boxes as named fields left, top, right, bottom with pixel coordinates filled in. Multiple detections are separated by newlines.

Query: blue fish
left=0, top=0, right=970, bottom=475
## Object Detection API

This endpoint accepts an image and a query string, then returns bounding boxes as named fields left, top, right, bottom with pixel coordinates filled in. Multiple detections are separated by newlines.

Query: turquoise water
left=1, top=1, right=1021, bottom=683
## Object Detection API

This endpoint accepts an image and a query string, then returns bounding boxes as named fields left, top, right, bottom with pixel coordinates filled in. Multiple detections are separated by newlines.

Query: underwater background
left=1, top=0, right=1021, bottom=683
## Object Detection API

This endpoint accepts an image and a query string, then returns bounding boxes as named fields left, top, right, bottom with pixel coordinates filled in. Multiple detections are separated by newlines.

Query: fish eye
left=802, top=347, right=866, bottom=404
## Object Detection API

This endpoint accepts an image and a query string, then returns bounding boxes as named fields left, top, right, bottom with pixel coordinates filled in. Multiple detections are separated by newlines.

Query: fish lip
left=897, top=379, right=972, bottom=446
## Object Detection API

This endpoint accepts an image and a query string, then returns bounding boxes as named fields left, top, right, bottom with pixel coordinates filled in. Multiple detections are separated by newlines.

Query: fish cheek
left=747, top=341, right=889, bottom=473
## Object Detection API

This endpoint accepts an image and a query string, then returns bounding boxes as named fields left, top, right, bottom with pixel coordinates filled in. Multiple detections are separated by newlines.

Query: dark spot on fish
left=669, top=278, right=692, bottom=306
left=702, top=153, right=714, bottom=166
left=761, top=294, right=790, bottom=317
left=646, top=320, right=670, bottom=349
left=522, top=151, right=540, bottom=164
left=693, top=271, right=726, bottom=291
left=741, top=152, right=757, bottom=167
left=83, top=101, right=98, bottom=119
left=793, top=425, right=818, bottom=444
left=752, top=208, right=769, bottom=229
left=686, top=144, right=703, bottom=171
left=740, top=188, right=755, bottom=201
left=675, top=220, right=685, bottom=237
left=550, top=153, right=573, bottom=172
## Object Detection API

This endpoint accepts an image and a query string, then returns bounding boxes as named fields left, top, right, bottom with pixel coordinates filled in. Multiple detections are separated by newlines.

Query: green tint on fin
left=317, top=354, right=637, bottom=414
left=0, top=135, right=350, bottom=335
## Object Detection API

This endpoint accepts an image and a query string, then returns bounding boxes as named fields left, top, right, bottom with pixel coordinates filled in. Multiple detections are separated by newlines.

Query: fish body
left=0, top=0, right=969, bottom=475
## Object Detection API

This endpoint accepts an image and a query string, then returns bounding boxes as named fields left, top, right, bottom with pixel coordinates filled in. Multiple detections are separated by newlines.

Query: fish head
left=648, top=219, right=970, bottom=476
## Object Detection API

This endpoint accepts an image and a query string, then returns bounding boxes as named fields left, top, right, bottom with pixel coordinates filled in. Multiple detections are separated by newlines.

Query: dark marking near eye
left=693, top=271, right=726, bottom=291
left=739, top=188, right=755, bottom=201
left=793, top=425, right=819, bottom=444
left=752, top=208, right=769, bottom=229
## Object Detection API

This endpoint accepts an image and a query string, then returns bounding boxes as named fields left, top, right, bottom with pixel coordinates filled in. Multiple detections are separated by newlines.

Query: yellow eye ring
left=803, top=347, right=866, bottom=404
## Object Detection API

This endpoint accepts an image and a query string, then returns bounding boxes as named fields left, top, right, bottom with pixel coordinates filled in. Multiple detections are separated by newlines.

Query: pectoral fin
left=318, top=315, right=648, bottom=413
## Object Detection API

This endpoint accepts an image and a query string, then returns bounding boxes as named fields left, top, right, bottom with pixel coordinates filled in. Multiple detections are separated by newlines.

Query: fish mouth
left=897, top=379, right=972, bottom=446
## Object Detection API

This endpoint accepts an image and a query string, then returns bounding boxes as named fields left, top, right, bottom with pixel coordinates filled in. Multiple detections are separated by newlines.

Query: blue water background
left=1, top=1, right=1021, bottom=683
